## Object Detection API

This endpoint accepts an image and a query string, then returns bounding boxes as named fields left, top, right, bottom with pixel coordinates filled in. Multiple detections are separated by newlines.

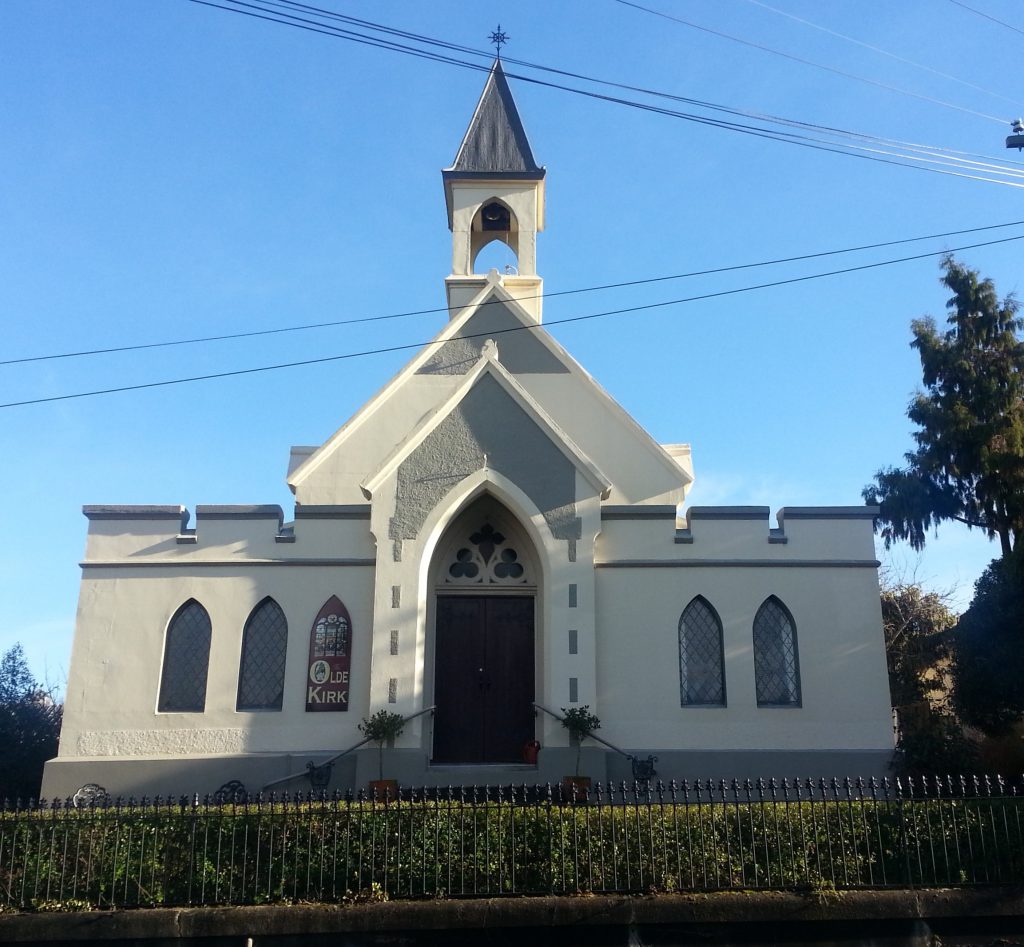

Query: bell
left=480, top=201, right=511, bottom=232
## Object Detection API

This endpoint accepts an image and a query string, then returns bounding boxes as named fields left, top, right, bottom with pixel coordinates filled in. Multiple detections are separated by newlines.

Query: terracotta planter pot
left=368, top=779, right=399, bottom=801
left=561, top=776, right=591, bottom=801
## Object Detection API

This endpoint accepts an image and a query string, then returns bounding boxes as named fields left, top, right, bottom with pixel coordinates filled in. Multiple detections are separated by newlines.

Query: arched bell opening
left=472, top=237, right=519, bottom=275
left=426, top=493, right=539, bottom=765
left=470, top=199, right=520, bottom=274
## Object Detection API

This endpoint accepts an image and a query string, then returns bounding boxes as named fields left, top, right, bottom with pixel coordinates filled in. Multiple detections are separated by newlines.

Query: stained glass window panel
left=158, top=600, right=212, bottom=713
left=237, top=598, right=288, bottom=711
left=313, top=612, right=349, bottom=657
left=753, top=597, right=801, bottom=706
left=679, top=597, right=725, bottom=706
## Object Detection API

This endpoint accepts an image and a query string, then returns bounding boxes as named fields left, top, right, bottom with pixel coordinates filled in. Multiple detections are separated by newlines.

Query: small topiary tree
left=358, top=709, right=405, bottom=782
left=560, top=705, right=601, bottom=777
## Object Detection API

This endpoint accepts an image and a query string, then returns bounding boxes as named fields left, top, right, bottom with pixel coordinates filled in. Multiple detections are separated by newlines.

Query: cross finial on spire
left=488, top=24, right=509, bottom=58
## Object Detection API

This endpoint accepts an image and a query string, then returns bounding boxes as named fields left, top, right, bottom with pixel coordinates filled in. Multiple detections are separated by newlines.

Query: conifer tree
left=864, top=257, right=1024, bottom=557
left=954, top=549, right=1024, bottom=734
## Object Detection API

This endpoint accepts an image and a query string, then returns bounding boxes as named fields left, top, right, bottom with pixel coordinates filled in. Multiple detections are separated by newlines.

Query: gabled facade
left=43, top=61, right=892, bottom=801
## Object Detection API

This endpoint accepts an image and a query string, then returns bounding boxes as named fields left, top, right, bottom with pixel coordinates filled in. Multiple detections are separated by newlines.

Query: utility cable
left=611, top=0, right=1008, bottom=124
left=191, top=0, right=1024, bottom=185
left=193, top=0, right=1024, bottom=183
left=264, top=0, right=1024, bottom=169
left=5, top=220, right=1024, bottom=367
left=744, top=0, right=1020, bottom=108
left=946, top=0, right=1024, bottom=37
left=4, top=232, right=1023, bottom=409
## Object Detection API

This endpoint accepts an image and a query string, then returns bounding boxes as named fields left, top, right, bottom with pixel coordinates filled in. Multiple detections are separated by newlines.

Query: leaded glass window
left=679, top=596, right=725, bottom=706
left=237, top=598, right=288, bottom=711
left=313, top=610, right=349, bottom=658
left=753, top=597, right=801, bottom=707
left=158, top=600, right=212, bottom=713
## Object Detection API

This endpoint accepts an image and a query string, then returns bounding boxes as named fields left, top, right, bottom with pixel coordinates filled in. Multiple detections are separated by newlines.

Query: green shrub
left=1, top=793, right=1021, bottom=911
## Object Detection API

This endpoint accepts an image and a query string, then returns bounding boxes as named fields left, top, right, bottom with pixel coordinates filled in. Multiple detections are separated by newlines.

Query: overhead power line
left=612, top=0, right=1008, bottom=124
left=4, top=233, right=1023, bottom=410
left=187, top=0, right=1024, bottom=187
left=5, top=220, right=1024, bottom=367
left=266, top=0, right=1024, bottom=170
left=946, top=0, right=1024, bottom=37
left=744, top=0, right=1020, bottom=108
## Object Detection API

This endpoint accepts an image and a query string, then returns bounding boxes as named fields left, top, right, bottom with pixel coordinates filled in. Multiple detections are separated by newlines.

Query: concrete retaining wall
left=2, top=889, right=1024, bottom=946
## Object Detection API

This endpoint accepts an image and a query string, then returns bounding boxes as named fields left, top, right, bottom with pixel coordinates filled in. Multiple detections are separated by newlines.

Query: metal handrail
left=533, top=701, right=629, bottom=759
left=533, top=701, right=659, bottom=779
left=261, top=704, right=436, bottom=792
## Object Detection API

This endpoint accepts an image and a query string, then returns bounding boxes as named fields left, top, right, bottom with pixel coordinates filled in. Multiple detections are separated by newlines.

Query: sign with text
left=305, top=596, right=353, bottom=712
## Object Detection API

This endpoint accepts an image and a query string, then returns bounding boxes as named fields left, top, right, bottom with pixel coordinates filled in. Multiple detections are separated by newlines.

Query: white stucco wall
left=593, top=563, right=892, bottom=751
left=591, top=508, right=892, bottom=757
left=58, top=510, right=377, bottom=766
left=50, top=498, right=892, bottom=800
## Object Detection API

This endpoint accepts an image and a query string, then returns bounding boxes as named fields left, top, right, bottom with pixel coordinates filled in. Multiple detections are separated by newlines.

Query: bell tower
left=442, top=59, right=546, bottom=322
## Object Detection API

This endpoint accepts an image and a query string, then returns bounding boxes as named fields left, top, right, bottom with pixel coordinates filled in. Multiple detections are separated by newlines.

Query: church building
left=43, top=60, right=893, bottom=801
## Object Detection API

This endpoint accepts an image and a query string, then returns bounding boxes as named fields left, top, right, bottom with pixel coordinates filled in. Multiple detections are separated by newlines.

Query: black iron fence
left=2, top=776, right=1023, bottom=911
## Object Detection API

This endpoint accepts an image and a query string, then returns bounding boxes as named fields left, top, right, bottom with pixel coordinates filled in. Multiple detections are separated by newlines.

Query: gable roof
left=446, top=59, right=544, bottom=176
left=362, top=351, right=610, bottom=499
left=288, top=278, right=692, bottom=496
left=417, top=292, right=567, bottom=375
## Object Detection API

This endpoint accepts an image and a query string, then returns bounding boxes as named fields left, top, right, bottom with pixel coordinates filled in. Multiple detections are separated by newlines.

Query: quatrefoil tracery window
left=444, top=522, right=531, bottom=586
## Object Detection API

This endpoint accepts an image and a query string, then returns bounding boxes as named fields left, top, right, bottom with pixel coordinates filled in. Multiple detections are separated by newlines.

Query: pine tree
left=864, top=257, right=1024, bottom=557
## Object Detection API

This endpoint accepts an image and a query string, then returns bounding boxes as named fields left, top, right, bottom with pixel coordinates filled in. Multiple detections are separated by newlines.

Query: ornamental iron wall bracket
left=306, top=760, right=334, bottom=789
left=629, top=754, right=659, bottom=784
left=213, top=780, right=247, bottom=804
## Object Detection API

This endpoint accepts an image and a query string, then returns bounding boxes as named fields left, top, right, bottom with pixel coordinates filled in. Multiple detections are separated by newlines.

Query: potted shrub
left=358, top=709, right=405, bottom=800
left=560, top=705, right=601, bottom=800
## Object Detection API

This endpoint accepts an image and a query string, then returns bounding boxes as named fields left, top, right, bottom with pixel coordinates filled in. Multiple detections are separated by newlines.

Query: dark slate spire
left=447, top=59, right=543, bottom=175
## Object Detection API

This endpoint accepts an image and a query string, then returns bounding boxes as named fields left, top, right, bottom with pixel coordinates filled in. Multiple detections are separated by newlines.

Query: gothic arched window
left=236, top=597, right=288, bottom=711
left=158, top=600, right=212, bottom=713
left=753, top=597, right=801, bottom=707
left=679, top=596, right=725, bottom=706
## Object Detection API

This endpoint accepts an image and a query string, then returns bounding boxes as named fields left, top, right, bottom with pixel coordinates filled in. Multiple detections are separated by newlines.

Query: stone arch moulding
left=406, top=470, right=557, bottom=725
left=433, top=495, right=540, bottom=590
left=415, top=468, right=556, bottom=602
left=418, top=472, right=547, bottom=765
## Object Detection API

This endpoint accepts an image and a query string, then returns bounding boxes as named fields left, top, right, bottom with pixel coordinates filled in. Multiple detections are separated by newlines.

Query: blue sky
left=2, top=1, right=1022, bottom=688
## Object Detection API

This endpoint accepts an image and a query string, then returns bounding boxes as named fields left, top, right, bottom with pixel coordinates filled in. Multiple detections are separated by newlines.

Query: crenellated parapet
left=81, top=503, right=376, bottom=563
left=83, top=505, right=191, bottom=561
left=595, top=504, right=880, bottom=566
left=677, top=505, right=878, bottom=557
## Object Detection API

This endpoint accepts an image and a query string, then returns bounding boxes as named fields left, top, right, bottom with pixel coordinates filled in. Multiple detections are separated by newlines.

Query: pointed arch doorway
left=431, top=496, right=537, bottom=765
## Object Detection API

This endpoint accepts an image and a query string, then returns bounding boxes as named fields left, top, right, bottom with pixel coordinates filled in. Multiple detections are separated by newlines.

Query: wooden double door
left=432, top=595, right=535, bottom=764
